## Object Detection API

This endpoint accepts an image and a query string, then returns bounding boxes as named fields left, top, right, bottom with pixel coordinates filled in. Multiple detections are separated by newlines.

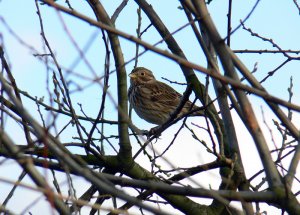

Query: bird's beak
left=128, top=73, right=136, bottom=79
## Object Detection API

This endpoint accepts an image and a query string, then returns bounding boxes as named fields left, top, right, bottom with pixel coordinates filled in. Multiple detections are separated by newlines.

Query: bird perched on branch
left=128, top=67, right=204, bottom=125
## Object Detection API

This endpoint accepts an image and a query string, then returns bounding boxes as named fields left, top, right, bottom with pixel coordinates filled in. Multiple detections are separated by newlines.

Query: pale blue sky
left=0, top=0, right=299, bottom=214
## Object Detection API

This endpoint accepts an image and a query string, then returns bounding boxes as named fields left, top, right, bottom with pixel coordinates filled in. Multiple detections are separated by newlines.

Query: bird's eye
left=140, top=72, right=145, bottom=76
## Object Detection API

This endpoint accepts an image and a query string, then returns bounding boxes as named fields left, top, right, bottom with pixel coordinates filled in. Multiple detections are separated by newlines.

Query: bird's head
left=129, top=67, right=155, bottom=85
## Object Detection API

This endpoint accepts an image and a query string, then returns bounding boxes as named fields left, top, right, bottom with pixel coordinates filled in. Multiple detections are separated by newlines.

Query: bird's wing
left=145, top=81, right=182, bottom=106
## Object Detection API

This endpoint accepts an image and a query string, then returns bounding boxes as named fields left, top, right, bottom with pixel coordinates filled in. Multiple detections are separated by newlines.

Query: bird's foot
left=147, top=126, right=162, bottom=139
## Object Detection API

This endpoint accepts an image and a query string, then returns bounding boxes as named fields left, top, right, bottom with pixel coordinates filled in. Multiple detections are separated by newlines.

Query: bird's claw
left=147, top=126, right=161, bottom=139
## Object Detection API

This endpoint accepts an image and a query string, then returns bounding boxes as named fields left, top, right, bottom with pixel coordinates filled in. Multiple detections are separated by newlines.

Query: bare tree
left=0, top=0, right=299, bottom=214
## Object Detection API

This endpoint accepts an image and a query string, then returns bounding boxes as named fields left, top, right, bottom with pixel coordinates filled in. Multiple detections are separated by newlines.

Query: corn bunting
left=128, top=67, right=203, bottom=125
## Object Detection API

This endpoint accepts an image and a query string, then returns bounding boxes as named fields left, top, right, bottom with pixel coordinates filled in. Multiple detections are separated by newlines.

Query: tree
left=0, top=0, right=299, bottom=214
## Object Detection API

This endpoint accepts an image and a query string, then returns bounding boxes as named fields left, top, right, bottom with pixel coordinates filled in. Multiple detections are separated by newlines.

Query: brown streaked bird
left=128, top=67, right=203, bottom=125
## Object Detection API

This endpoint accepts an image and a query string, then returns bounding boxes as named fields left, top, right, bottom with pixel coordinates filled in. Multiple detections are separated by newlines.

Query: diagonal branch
left=0, top=46, right=33, bottom=146
left=191, top=0, right=282, bottom=189
left=39, top=0, right=300, bottom=113
left=0, top=130, right=70, bottom=214
left=191, top=1, right=300, bottom=214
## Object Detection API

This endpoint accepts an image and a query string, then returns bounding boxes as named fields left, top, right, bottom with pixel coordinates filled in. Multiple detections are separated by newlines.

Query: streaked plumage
left=128, top=67, right=203, bottom=125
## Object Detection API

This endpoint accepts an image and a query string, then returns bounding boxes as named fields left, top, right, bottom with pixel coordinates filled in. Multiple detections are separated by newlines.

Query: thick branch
left=192, top=0, right=282, bottom=189
left=86, top=0, right=132, bottom=163
left=191, top=1, right=300, bottom=214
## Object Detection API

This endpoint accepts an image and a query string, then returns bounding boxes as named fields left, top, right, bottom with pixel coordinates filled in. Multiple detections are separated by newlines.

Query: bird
left=128, top=67, right=203, bottom=125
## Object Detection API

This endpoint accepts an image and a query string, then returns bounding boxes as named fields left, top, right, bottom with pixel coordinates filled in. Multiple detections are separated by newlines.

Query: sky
left=0, top=0, right=300, bottom=214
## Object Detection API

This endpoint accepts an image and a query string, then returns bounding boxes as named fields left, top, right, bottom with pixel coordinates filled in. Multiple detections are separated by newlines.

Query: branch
left=193, top=0, right=282, bottom=187
left=86, top=0, right=132, bottom=162
left=0, top=46, right=33, bottom=146
left=285, top=139, right=300, bottom=188
left=191, top=1, right=300, bottom=214
left=234, top=49, right=300, bottom=54
left=0, top=130, right=70, bottom=214
left=0, top=68, right=171, bottom=215
left=38, top=0, right=300, bottom=114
